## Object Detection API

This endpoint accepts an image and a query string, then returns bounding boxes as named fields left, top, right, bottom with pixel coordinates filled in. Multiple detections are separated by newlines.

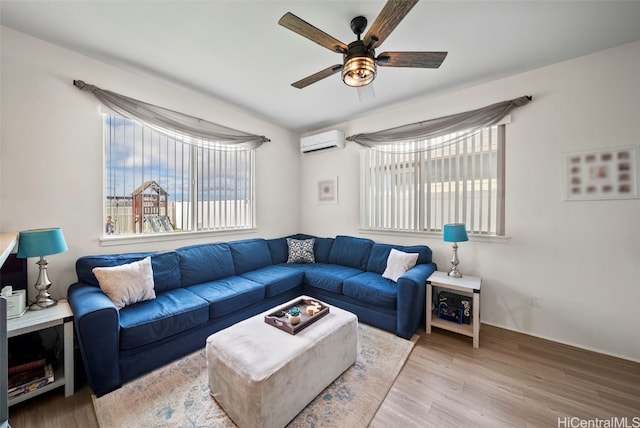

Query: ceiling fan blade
left=377, top=51, right=448, bottom=68
left=363, top=0, right=418, bottom=49
left=279, top=12, right=348, bottom=54
left=291, top=64, right=343, bottom=89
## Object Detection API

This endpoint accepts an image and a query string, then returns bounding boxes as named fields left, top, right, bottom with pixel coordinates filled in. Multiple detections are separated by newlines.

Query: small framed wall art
left=317, top=177, right=338, bottom=204
left=562, top=145, right=639, bottom=201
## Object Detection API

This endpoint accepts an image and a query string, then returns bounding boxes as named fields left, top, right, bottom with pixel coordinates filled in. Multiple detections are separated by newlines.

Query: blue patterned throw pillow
left=286, top=238, right=315, bottom=264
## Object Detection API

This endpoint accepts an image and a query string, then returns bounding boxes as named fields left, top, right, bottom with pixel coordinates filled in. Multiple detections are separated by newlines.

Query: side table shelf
left=6, top=300, right=74, bottom=405
left=426, top=271, right=482, bottom=348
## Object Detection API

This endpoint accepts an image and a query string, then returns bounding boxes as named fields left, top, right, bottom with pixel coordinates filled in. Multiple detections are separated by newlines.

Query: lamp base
left=447, top=267, right=463, bottom=278
left=28, top=257, right=58, bottom=311
left=29, top=298, right=58, bottom=311
left=448, top=242, right=463, bottom=278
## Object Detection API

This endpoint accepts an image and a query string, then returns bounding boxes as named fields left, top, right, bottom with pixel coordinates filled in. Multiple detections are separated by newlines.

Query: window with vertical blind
left=360, top=125, right=505, bottom=236
left=103, top=114, right=255, bottom=236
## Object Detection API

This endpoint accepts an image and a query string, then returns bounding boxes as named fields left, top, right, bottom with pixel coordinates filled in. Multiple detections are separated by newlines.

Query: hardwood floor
left=8, top=324, right=640, bottom=427
left=7, top=386, right=97, bottom=428
left=372, top=325, right=640, bottom=428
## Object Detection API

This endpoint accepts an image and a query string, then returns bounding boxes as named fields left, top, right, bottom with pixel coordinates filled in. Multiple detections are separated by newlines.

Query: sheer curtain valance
left=347, top=95, right=531, bottom=153
left=73, top=80, right=270, bottom=150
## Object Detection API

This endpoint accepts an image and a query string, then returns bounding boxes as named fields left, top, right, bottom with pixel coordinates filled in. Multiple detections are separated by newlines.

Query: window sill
left=99, top=228, right=257, bottom=247
left=358, top=228, right=510, bottom=244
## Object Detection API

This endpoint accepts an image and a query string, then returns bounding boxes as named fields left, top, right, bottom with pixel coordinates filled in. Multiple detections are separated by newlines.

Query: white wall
left=0, top=27, right=301, bottom=300
left=300, top=41, right=640, bottom=362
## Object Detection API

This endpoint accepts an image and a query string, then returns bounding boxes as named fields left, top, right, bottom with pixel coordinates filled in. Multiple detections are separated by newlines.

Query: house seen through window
left=361, top=125, right=505, bottom=236
left=104, top=114, right=255, bottom=236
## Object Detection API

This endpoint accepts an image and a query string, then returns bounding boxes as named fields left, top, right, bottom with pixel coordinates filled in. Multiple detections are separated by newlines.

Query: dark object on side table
left=437, top=291, right=472, bottom=324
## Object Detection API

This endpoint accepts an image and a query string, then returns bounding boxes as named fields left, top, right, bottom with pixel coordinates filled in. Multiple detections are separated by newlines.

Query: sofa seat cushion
left=290, top=263, right=362, bottom=294
left=187, top=276, right=265, bottom=319
left=119, top=288, right=209, bottom=350
left=343, top=272, right=397, bottom=310
left=239, top=265, right=304, bottom=298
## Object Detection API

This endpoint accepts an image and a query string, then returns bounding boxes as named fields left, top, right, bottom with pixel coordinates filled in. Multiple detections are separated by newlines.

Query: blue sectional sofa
left=68, top=234, right=436, bottom=396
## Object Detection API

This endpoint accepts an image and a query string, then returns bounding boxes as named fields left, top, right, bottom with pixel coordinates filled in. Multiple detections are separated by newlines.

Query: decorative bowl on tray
left=264, top=298, right=330, bottom=335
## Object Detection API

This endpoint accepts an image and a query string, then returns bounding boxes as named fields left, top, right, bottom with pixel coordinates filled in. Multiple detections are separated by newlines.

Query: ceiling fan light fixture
left=342, top=54, right=376, bottom=87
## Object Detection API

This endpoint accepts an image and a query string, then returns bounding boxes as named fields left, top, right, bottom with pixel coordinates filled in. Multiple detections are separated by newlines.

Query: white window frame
left=360, top=125, right=506, bottom=237
left=101, top=114, right=256, bottom=244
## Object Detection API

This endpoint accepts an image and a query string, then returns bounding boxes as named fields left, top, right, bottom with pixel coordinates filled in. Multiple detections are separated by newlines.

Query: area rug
left=93, top=323, right=417, bottom=428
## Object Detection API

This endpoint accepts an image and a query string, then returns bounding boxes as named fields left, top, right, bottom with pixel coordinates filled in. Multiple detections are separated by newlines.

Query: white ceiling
left=2, top=1, right=640, bottom=133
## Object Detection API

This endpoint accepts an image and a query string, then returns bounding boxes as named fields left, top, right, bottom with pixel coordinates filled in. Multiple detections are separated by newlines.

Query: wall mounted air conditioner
left=300, top=129, right=345, bottom=154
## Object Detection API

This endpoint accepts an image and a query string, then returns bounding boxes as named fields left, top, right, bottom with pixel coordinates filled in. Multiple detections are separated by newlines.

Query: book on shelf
left=7, top=363, right=54, bottom=399
left=7, top=357, right=46, bottom=376
left=7, top=361, right=53, bottom=389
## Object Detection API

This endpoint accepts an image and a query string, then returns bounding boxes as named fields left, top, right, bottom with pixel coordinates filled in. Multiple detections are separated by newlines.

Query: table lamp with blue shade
left=16, top=228, right=68, bottom=310
left=443, top=223, right=469, bottom=278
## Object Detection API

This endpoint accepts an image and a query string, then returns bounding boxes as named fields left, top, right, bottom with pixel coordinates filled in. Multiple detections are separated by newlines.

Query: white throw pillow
left=382, top=249, right=419, bottom=282
left=92, top=257, right=156, bottom=309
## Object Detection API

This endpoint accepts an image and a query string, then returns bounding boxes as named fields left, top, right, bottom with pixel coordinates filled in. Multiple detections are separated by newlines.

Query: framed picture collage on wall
left=562, top=145, right=639, bottom=201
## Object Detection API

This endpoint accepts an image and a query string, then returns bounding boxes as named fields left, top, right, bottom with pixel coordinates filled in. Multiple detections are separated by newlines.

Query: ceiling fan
left=278, top=0, right=447, bottom=90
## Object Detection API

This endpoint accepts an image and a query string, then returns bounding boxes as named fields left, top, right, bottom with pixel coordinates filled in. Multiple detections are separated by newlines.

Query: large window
left=104, top=114, right=255, bottom=236
left=361, top=125, right=505, bottom=236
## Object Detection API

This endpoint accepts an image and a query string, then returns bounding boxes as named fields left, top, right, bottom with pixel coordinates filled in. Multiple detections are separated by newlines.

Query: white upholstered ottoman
left=206, top=296, right=358, bottom=428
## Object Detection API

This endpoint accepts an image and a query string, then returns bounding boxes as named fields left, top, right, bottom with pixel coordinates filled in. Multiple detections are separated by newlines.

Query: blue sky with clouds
left=104, top=115, right=251, bottom=202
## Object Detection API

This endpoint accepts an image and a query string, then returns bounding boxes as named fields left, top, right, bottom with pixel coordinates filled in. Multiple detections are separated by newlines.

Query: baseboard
left=481, top=321, right=640, bottom=364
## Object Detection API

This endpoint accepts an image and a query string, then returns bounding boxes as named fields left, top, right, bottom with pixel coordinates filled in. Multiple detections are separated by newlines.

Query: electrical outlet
left=532, top=295, right=543, bottom=308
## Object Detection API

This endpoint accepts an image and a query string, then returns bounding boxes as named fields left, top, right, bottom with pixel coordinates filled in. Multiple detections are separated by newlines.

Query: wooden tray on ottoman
left=264, top=298, right=330, bottom=335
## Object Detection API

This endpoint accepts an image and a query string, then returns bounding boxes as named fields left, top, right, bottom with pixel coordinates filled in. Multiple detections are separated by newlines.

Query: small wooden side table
left=426, top=271, right=482, bottom=348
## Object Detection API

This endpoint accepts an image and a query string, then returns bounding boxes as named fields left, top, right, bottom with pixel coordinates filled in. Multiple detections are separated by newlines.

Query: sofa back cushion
left=401, top=245, right=433, bottom=265
left=266, top=234, right=335, bottom=265
left=267, top=237, right=289, bottom=264
left=177, top=243, right=235, bottom=287
left=366, top=244, right=401, bottom=274
left=267, top=234, right=315, bottom=264
left=228, top=238, right=273, bottom=274
left=366, top=243, right=433, bottom=274
left=328, top=235, right=374, bottom=270
left=289, top=234, right=334, bottom=264
left=75, top=251, right=181, bottom=293
left=314, top=237, right=334, bottom=263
